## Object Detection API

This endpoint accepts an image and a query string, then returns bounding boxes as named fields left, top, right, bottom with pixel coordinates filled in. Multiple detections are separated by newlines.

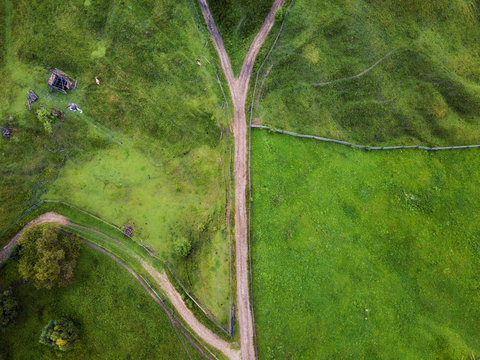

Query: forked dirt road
left=197, top=1, right=286, bottom=359
left=2, top=1, right=286, bottom=358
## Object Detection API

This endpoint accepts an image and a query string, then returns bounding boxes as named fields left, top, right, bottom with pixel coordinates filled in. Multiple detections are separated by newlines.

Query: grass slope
left=207, top=0, right=274, bottom=74
left=251, top=130, right=480, bottom=359
left=0, top=243, right=204, bottom=360
left=254, top=0, right=480, bottom=145
left=0, top=0, right=232, bottom=324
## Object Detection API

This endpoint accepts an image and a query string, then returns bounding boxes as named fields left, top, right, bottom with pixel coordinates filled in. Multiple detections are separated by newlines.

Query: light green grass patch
left=252, top=130, right=480, bottom=359
left=1, top=0, right=233, bottom=328
left=45, top=143, right=225, bottom=259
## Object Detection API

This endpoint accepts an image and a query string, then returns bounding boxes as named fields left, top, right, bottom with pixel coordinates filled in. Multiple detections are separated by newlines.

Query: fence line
left=225, top=143, right=235, bottom=337
left=247, top=1, right=296, bottom=358
left=186, top=0, right=230, bottom=113
left=0, top=199, right=231, bottom=337
left=251, top=125, right=480, bottom=151
left=187, top=0, right=235, bottom=335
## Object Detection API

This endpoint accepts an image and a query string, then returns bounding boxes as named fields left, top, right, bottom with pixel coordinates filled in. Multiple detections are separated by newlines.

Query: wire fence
left=247, top=1, right=296, bottom=358
left=0, top=199, right=232, bottom=337
left=1, top=214, right=217, bottom=359
left=187, top=0, right=236, bottom=338
left=251, top=124, right=480, bottom=151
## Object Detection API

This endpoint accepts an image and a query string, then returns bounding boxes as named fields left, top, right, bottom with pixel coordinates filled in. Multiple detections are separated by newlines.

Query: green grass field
left=251, top=130, right=480, bottom=359
left=254, top=0, right=480, bottom=145
left=207, top=0, right=274, bottom=74
left=0, top=0, right=232, bottom=325
left=0, top=243, right=205, bottom=360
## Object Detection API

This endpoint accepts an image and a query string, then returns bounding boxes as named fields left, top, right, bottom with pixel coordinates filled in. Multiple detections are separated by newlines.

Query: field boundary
left=246, top=1, right=295, bottom=358
left=0, top=199, right=232, bottom=338
left=1, top=212, right=238, bottom=360
left=251, top=125, right=480, bottom=151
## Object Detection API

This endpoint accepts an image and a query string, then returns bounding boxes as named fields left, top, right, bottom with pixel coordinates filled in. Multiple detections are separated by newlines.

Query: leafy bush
left=173, top=237, right=192, bottom=257
left=18, top=224, right=80, bottom=289
left=35, top=107, right=56, bottom=134
left=39, top=318, right=78, bottom=352
left=0, top=289, right=18, bottom=329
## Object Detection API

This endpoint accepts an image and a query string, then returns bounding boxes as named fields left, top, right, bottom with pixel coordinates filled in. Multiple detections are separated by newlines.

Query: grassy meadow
left=0, top=0, right=232, bottom=327
left=254, top=0, right=480, bottom=145
left=251, top=130, right=480, bottom=359
left=0, top=243, right=205, bottom=360
left=207, top=0, right=274, bottom=74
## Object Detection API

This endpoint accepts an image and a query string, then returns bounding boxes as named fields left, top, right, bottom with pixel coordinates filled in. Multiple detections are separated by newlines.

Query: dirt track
left=197, top=1, right=285, bottom=359
left=2, top=2, right=286, bottom=358
left=0, top=212, right=70, bottom=263
left=1, top=213, right=240, bottom=360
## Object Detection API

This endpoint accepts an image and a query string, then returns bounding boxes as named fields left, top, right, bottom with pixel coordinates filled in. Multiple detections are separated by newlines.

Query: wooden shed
left=47, top=68, right=77, bottom=93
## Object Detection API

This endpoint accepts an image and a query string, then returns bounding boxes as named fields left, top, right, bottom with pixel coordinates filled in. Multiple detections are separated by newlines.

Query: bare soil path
left=1, top=213, right=240, bottom=360
left=197, top=1, right=285, bottom=359
left=2, top=1, right=286, bottom=358
left=0, top=212, right=70, bottom=263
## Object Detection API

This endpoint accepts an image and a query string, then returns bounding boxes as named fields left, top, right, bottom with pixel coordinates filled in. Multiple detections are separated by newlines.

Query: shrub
left=36, top=107, right=56, bottom=134
left=173, top=237, right=192, bottom=257
left=0, top=289, right=18, bottom=329
left=39, top=319, right=78, bottom=352
left=18, top=224, right=80, bottom=289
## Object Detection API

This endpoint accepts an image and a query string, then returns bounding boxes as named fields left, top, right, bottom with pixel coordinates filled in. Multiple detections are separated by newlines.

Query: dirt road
left=1, top=213, right=240, bottom=360
left=197, top=1, right=285, bottom=359
left=0, top=212, right=70, bottom=263
left=2, top=1, right=286, bottom=358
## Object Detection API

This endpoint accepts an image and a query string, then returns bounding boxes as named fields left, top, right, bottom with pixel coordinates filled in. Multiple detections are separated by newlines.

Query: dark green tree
left=173, top=237, right=192, bottom=257
left=0, top=289, right=18, bottom=329
left=39, top=319, right=78, bottom=351
left=18, top=224, right=80, bottom=289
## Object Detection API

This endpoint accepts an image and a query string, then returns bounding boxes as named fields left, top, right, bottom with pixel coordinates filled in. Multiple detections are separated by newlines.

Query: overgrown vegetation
left=251, top=131, right=480, bottom=359
left=254, top=0, right=480, bottom=145
left=207, top=0, right=274, bottom=74
left=0, top=244, right=205, bottom=359
left=18, top=223, right=80, bottom=289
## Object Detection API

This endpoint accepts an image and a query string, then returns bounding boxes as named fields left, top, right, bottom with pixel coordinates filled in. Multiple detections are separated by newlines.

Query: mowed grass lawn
left=251, top=130, right=480, bottom=359
left=0, top=243, right=203, bottom=360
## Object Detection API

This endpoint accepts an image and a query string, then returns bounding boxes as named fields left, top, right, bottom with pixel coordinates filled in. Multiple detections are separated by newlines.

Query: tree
left=18, top=224, right=80, bottom=289
left=173, top=237, right=192, bottom=257
left=0, top=289, right=18, bottom=329
left=39, top=319, right=78, bottom=352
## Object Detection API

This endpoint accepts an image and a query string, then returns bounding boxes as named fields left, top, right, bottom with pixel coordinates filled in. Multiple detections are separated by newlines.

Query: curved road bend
left=1, top=212, right=240, bottom=360
left=197, top=1, right=286, bottom=359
